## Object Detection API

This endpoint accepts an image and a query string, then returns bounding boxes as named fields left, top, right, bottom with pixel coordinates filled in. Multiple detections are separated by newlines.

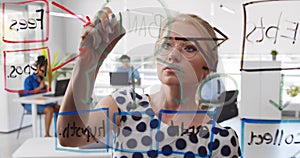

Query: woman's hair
left=156, top=13, right=218, bottom=72
left=35, top=55, right=48, bottom=67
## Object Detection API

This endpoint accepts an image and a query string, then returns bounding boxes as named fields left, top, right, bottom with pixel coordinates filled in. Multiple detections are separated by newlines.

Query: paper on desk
left=34, top=97, right=47, bottom=100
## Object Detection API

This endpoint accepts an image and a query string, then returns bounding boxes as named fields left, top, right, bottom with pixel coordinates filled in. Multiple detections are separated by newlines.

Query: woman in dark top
left=23, top=55, right=60, bottom=137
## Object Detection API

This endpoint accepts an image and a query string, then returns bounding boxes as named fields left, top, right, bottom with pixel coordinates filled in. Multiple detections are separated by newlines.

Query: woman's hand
left=58, top=7, right=125, bottom=147
left=79, top=7, right=125, bottom=67
left=69, top=7, right=125, bottom=112
left=32, top=79, right=46, bottom=93
left=39, top=80, right=46, bottom=89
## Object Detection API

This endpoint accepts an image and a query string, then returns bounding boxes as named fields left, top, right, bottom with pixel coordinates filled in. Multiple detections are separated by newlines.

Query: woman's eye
left=184, top=45, right=197, bottom=52
left=162, top=42, right=172, bottom=49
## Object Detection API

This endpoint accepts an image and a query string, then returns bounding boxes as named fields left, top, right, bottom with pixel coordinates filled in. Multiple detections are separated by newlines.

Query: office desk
left=12, top=138, right=112, bottom=158
left=282, top=94, right=300, bottom=117
left=14, top=94, right=64, bottom=137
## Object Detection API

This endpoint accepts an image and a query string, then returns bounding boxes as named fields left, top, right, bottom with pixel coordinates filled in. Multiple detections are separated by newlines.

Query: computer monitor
left=109, top=72, right=129, bottom=86
left=43, top=79, right=70, bottom=97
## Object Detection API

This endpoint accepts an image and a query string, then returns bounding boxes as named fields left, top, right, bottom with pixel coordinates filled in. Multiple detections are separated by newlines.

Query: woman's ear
left=202, top=66, right=210, bottom=79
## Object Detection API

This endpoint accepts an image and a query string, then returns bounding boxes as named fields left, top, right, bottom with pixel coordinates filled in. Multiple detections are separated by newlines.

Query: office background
left=0, top=0, right=300, bottom=158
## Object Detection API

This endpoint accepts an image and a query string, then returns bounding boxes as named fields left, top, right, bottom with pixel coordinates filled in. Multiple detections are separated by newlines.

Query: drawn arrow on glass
left=49, top=1, right=91, bottom=73
left=290, top=149, right=300, bottom=158
left=212, top=27, right=229, bottom=49
left=269, top=99, right=290, bottom=111
left=173, top=97, right=189, bottom=105
left=78, top=11, right=124, bottom=107
left=80, top=50, right=109, bottom=107
left=268, top=74, right=290, bottom=111
left=51, top=1, right=91, bottom=27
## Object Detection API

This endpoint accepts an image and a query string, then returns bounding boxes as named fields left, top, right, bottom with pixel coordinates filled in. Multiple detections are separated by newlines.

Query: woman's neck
left=34, top=72, right=43, bottom=81
left=151, top=83, right=199, bottom=111
left=149, top=83, right=209, bottom=127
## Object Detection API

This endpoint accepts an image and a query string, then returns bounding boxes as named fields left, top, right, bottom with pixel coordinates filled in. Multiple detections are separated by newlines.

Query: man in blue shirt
left=23, top=55, right=60, bottom=137
left=116, top=54, right=141, bottom=85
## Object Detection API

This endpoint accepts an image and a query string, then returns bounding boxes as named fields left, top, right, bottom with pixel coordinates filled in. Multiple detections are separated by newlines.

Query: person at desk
left=23, top=55, right=60, bottom=137
left=58, top=7, right=241, bottom=157
left=116, top=54, right=141, bottom=85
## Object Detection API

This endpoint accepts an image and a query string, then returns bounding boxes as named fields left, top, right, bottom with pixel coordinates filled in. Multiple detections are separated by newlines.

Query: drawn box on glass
left=2, top=0, right=49, bottom=43
left=113, top=111, right=156, bottom=154
left=156, top=110, right=217, bottom=157
left=241, top=118, right=300, bottom=158
left=3, top=47, right=50, bottom=93
left=54, top=108, right=111, bottom=153
left=241, top=0, right=300, bottom=72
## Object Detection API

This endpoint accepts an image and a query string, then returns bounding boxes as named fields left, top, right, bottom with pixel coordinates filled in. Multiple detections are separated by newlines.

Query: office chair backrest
left=219, top=90, right=238, bottom=105
left=216, top=90, right=239, bottom=123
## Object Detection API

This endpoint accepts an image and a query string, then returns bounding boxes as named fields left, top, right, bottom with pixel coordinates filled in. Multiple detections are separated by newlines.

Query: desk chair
left=17, top=90, right=43, bottom=139
left=216, top=90, right=239, bottom=123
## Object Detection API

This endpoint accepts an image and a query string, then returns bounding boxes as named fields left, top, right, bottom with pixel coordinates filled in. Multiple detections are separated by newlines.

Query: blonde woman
left=58, top=7, right=241, bottom=158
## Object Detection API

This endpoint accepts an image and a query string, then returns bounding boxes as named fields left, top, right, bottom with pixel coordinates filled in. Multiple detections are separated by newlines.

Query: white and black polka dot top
left=111, top=87, right=241, bottom=158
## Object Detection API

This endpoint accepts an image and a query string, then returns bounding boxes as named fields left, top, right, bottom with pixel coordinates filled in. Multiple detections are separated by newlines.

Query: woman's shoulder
left=25, top=73, right=34, bottom=81
left=211, top=123, right=239, bottom=144
left=214, top=123, right=238, bottom=135
left=210, top=123, right=241, bottom=157
left=24, top=74, right=37, bottom=88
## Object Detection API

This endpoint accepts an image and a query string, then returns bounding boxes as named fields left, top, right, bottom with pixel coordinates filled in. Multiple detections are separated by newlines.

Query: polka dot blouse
left=111, top=87, right=241, bottom=158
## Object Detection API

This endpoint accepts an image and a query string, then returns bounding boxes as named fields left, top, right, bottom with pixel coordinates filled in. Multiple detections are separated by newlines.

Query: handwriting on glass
left=9, top=9, right=44, bottom=32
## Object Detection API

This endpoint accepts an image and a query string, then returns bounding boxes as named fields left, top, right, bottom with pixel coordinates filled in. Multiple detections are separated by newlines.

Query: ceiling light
left=49, top=12, right=83, bottom=19
left=220, top=4, right=235, bottom=14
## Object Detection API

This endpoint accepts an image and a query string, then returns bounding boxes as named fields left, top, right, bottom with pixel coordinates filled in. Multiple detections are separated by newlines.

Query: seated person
left=23, top=55, right=60, bottom=137
left=116, top=54, right=141, bottom=85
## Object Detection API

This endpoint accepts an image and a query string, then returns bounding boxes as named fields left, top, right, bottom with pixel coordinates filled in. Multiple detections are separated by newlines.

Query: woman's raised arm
left=57, top=7, right=125, bottom=147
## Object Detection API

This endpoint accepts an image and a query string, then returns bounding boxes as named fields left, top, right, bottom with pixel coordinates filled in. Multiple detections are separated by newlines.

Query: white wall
left=61, top=0, right=111, bottom=54
left=3, top=0, right=300, bottom=60
left=62, top=0, right=289, bottom=57
left=61, top=0, right=214, bottom=56
left=47, top=0, right=67, bottom=60
left=0, top=0, right=66, bottom=132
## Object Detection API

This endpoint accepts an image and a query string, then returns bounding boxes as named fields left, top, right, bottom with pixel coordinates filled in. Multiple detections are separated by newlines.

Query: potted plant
left=41, top=50, right=74, bottom=90
left=287, top=85, right=299, bottom=97
left=271, top=50, right=278, bottom=61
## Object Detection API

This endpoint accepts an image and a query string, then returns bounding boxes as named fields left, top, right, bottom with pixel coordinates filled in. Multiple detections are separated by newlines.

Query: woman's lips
left=163, top=66, right=180, bottom=73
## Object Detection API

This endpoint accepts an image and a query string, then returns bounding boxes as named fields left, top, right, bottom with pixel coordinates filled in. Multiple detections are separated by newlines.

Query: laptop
left=109, top=72, right=129, bottom=86
left=43, top=79, right=70, bottom=97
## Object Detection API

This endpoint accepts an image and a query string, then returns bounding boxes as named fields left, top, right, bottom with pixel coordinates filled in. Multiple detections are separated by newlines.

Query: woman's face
left=121, top=61, right=130, bottom=69
left=156, top=21, right=210, bottom=86
left=37, top=65, right=46, bottom=77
